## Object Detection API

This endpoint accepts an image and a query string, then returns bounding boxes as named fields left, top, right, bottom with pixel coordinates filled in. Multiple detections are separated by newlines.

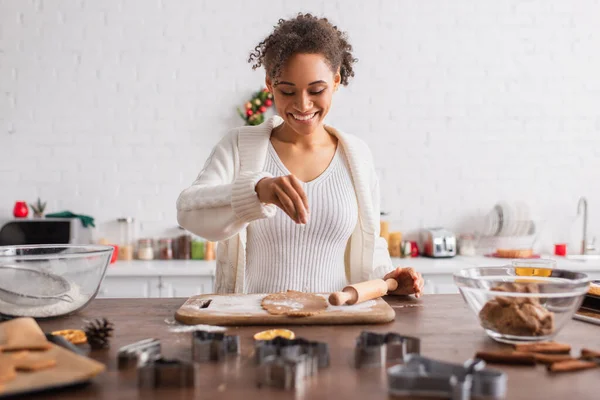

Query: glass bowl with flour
left=0, top=245, right=113, bottom=318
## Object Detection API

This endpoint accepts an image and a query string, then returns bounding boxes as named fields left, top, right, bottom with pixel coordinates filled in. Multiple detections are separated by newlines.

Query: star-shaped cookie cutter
left=387, top=354, right=507, bottom=400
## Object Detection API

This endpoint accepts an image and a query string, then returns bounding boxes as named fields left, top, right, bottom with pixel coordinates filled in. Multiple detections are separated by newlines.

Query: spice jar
left=191, top=236, right=205, bottom=260
left=177, top=234, right=191, bottom=260
left=380, top=212, right=390, bottom=246
left=117, top=217, right=135, bottom=261
left=204, top=241, right=215, bottom=260
left=458, top=234, right=477, bottom=256
left=137, top=238, right=154, bottom=260
left=159, top=238, right=173, bottom=260
left=388, top=232, right=402, bottom=257
left=400, top=240, right=413, bottom=258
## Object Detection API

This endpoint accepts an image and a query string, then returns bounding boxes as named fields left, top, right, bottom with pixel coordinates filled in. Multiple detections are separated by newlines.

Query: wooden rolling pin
left=328, top=278, right=398, bottom=306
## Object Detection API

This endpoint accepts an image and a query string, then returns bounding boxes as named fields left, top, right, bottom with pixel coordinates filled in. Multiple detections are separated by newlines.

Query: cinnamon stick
left=475, top=351, right=536, bottom=365
left=547, top=359, right=598, bottom=373
left=533, top=353, right=576, bottom=365
left=581, top=348, right=600, bottom=360
left=513, top=342, right=571, bottom=354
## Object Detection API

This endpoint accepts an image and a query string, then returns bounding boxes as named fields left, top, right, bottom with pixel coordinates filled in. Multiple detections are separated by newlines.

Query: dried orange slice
left=253, top=329, right=295, bottom=341
left=51, top=329, right=87, bottom=345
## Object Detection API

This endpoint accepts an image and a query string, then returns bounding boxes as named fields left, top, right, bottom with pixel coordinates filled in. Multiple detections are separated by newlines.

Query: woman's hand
left=384, top=267, right=424, bottom=298
left=256, top=175, right=309, bottom=224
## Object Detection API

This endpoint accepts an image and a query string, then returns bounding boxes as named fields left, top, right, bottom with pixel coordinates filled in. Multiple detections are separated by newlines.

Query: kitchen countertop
left=104, top=255, right=600, bottom=277
left=35, top=295, right=600, bottom=400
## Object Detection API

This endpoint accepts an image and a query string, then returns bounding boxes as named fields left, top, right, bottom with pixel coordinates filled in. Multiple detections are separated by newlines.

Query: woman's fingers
left=281, top=177, right=308, bottom=224
left=385, top=267, right=424, bottom=297
left=288, top=175, right=309, bottom=214
left=273, top=185, right=299, bottom=223
left=384, top=267, right=402, bottom=280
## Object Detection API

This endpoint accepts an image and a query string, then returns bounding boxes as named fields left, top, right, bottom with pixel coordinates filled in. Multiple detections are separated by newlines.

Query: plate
left=485, top=253, right=541, bottom=259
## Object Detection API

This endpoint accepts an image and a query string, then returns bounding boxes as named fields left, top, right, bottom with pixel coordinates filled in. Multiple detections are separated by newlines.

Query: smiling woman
left=176, top=12, right=424, bottom=296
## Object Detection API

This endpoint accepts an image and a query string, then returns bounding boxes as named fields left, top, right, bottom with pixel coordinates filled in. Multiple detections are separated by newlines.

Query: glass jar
left=159, top=238, right=173, bottom=260
left=137, top=238, right=154, bottom=260
left=204, top=241, right=215, bottom=260
left=458, top=234, right=477, bottom=256
left=388, top=232, right=402, bottom=257
left=177, top=234, right=191, bottom=260
left=191, top=236, right=205, bottom=260
left=117, top=217, right=135, bottom=261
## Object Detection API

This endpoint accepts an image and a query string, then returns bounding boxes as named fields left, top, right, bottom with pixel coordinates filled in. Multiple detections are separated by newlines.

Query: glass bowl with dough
left=0, top=245, right=113, bottom=318
left=454, top=265, right=589, bottom=344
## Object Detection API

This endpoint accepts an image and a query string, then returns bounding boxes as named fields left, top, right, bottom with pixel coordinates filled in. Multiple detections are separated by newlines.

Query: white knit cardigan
left=176, top=115, right=393, bottom=293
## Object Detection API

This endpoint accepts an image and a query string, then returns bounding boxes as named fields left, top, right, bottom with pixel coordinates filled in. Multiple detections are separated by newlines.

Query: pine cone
left=84, top=318, right=114, bottom=350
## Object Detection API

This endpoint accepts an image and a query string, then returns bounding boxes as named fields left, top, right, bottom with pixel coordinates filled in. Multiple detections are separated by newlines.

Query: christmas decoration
left=84, top=318, right=114, bottom=350
left=237, top=88, right=274, bottom=126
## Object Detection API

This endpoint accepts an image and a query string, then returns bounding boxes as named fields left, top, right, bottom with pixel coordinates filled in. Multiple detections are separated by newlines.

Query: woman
left=177, top=13, right=424, bottom=297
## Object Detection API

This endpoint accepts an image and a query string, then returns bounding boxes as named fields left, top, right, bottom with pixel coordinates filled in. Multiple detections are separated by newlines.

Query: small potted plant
left=30, top=198, right=47, bottom=218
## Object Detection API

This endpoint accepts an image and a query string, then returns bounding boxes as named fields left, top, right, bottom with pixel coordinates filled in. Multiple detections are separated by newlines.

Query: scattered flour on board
left=261, top=299, right=304, bottom=309
left=183, top=294, right=376, bottom=315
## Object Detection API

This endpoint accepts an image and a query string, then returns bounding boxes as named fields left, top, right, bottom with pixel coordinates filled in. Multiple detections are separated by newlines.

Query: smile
left=290, top=112, right=318, bottom=121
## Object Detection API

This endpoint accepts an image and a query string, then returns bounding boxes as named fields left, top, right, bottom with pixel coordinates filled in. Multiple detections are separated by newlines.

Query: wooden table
left=34, top=295, right=600, bottom=400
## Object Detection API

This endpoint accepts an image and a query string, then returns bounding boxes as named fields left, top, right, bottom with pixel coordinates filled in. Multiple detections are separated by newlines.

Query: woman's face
left=266, top=53, right=341, bottom=136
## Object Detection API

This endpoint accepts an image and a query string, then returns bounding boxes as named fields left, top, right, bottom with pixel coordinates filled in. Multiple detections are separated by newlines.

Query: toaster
left=420, top=228, right=457, bottom=258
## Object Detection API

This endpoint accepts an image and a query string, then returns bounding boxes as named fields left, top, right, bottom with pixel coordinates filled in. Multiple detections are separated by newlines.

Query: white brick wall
left=1, top=0, right=599, bottom=254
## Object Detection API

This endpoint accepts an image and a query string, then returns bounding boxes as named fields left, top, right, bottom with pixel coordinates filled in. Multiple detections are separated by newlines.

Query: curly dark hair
left=248, top=13, right=357, bottom=86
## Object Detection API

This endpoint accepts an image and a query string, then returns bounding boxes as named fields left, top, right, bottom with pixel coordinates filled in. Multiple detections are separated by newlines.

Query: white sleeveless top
left=245, top=142, right=358, bottom=293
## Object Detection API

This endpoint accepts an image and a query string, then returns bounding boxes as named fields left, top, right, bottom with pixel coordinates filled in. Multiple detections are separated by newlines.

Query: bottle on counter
left=117, top=217, right=135, bottom=261
left=400, top=240, right=412, bottom=258
left=388, top=232, right=402, bottom=257
left=458, top=234, right=477, bottom=256
left=191, top=236, right=205, bottom=260
left=159, top=238, right=174, bottom=260
left=137, top=238, right=154, bottom=260
left=204, top=241, right=216, bottom=260
left=380, top=212, right=390, bottom=246
left=177, top=234, right=191, bottom=260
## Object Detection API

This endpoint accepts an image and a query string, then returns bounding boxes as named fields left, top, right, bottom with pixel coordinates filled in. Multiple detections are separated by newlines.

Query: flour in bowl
left=0, top=283, right=90, bottom=318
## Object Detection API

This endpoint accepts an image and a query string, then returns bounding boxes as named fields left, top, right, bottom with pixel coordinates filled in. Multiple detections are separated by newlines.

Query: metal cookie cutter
left=117, top=338, right=161, bottom=370
left=255, top=337, right=330, bottom=390
left=138, top=357, right=195, bottom=388
left=192, top=330, right=240, bottom=362
left=387, top=354, right=507, bottom=400
left=354, top=331, right=420, bottom=368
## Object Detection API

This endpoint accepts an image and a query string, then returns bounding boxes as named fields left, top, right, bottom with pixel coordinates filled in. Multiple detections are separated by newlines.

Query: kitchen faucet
left=578, top=196, right=596, bottom=254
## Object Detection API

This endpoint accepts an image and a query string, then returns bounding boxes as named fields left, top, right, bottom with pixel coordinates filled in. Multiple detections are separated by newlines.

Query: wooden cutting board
left=0, top=343, right=105, bottom=398
left=175, top=294, right=396, bottom=326
left=574, top=309, right=600, bottom=326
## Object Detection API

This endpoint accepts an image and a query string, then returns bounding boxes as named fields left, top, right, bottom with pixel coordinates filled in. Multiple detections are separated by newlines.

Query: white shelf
left=104, top=259, right=215, bottom=277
